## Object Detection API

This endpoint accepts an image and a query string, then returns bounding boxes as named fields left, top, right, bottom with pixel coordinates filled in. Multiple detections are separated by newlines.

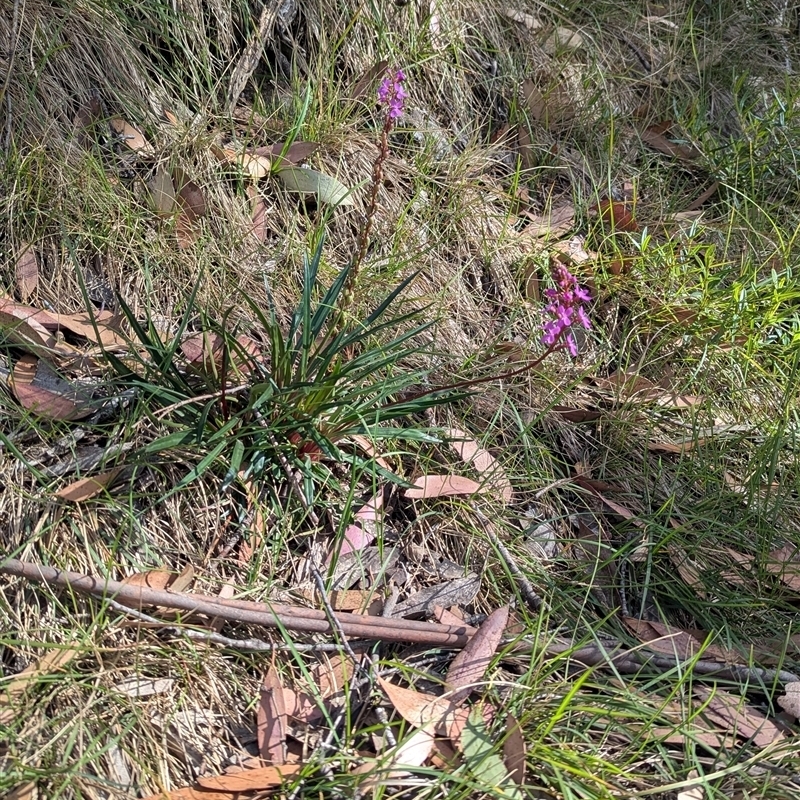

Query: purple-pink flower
left=378, top=68, right=407, bottom=120
left=542, top=264, right=592, bottom=356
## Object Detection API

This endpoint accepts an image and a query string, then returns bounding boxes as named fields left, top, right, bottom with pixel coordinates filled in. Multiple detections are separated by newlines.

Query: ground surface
left=3, top=1, right=800, bottom=798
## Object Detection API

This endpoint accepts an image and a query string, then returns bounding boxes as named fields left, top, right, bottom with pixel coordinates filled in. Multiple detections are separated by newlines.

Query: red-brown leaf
left=445, top=606, right=508, bottom=705
left=590, top=199, right=639, bottom=233
left=196, top=764, right=301, bottom=791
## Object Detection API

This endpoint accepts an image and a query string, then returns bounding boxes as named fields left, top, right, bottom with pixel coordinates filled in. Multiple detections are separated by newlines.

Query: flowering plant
left=542, top=264, right=592, bottom=356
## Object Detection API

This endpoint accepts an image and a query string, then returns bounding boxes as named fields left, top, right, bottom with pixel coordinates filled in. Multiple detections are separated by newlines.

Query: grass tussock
left=3, top=0, right=800, bottom=797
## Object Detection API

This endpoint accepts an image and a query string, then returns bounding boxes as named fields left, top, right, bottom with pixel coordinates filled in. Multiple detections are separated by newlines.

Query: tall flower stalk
left=340, top=68, right=407, bottom=315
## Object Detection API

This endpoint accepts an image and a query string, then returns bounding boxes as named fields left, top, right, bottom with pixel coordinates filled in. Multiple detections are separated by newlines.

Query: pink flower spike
left=378, top=68, right=407, bottom=122
left=540, top=264, right=592, bottom=356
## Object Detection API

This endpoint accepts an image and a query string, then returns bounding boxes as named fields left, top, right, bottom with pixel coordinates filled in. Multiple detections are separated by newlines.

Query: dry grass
left=3, top=0, right=800, bottom=797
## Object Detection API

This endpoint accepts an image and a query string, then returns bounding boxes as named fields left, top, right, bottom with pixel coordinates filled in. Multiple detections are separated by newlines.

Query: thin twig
left=108, top=600, right=371, bottom=652
left=473, top=507, right=545, bottom=612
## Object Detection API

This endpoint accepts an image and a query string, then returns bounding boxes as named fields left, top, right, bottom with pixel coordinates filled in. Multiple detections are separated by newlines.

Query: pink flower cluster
left=542, top=264, right=592, bottom=356
left=378, top=68, right=407, bottom=120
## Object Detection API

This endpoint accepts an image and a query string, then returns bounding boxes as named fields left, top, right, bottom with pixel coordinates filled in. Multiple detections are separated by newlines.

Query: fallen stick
left=0, top=557, right=475, bottom=647
left=3, top=558, right=798, bottom=686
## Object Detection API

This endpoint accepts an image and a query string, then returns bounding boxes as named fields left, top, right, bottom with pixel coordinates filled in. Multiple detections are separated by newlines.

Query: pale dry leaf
left=6, top=783, right=37, bottom=800
left=446, top=606, right=508, bottom=705
left=110, top=118, right=154, bottom=156
left=520, top=205, right=575, bottom=239
left=777, top=682, right=800, bottom=719
left=15, top=243, right=38, bottom=300
left=461, top=705, right=522, bottom=799
left=275, top=165, right=355, bottom=205
left=445, top=428, right=512, bottom=503
left=113, top=677, right=175, bottom=697
left=238, top=151, right=271, bottom=179
left=543, top=26, right=583, bottom=54
left=122, top=570, right=175, bottom=591
left=150, top=164, right=175, bottom=216
left=502, top=8, right=543, bottom=30
left=677, top=771, right=705, bottom=800
left=405, top=474, right=483, bottom=499
left=257, top=666, right=287, bottom=765
left=55, top=468, right=123, bottom=502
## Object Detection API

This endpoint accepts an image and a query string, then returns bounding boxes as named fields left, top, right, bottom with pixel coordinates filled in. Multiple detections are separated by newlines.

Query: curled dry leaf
left=15, top=242, right=38, bottom=300
left=12, top=355, right=94, bottom=420
left=543, top=26, right=583, bottom=54
left=502, top=8, right=543, bottom=30
left=345, top=60, right=389, bottom=102
left=641, top=122, right=700, bottom=161
left=109, top=118, right=154, bottom=156
left=173, top=168, right=207, bottom=221
left=445, top=606, right=508, bottom=705
left=377, top=677, right=454, bottom=730
left=55, top=467, right=123, bottom=502
left=0, top=298, right=56, bottom=352
left=589, top=199, right=639, bottom=233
